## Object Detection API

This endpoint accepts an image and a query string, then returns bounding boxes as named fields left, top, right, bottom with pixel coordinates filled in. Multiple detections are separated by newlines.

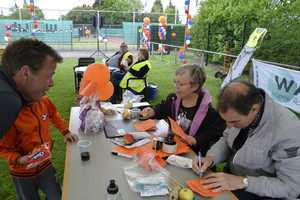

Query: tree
left=9, top=5, right=45, bottom=20
left=93, top=0, right=143, bottom=24
left=62, top=5, right=96, bottom=25
left=151, top=0, right=163, bottom=13
left=191, top=0, right=300, bottom=65
left=165, top=1, right=180, bottom=24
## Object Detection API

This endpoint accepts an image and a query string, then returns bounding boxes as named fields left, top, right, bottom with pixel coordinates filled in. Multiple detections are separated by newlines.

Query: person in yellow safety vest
left=117, top=48, right=151, bottom=101
left=106, top=42, right=133, bottom=72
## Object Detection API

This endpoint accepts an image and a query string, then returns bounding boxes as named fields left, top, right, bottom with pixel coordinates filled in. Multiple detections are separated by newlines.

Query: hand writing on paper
left=64, top=133, right=79, bottom=144
left=192, top=156, right=214, bottom=175
left=199, top=172, right=244, bottom=193
left=141, top=107, right=155, bottom=118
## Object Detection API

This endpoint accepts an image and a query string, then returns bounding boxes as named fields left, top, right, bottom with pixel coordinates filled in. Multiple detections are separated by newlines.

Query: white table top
left=62, top=105, right=237, bottom=200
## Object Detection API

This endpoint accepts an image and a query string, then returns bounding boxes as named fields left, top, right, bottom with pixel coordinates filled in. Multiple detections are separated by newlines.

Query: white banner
left=253, top=59, right=300, bottom=113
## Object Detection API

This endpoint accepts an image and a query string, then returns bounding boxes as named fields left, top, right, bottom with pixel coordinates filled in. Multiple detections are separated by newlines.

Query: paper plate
left=166, top=154, right=192, bottom=168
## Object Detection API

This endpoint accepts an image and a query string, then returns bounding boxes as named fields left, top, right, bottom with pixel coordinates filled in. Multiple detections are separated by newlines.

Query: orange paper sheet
left=145, top=134, right=190, bottom=157
left=134, top=119, right=158, bottom=132
left=168, top=117, right=192, bottom=146
left=186, top=178, right=226, bottom=197
left=111, top=145, right=139, bottom=157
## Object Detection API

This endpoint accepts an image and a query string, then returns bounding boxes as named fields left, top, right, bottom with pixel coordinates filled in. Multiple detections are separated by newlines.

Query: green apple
left=179, top=188, right=194, bottom=200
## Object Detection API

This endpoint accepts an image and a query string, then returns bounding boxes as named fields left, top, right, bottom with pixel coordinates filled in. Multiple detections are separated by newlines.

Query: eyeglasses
left=174, top=80, right=191, bottom=88
left=120, top=46, right=127, bottom=48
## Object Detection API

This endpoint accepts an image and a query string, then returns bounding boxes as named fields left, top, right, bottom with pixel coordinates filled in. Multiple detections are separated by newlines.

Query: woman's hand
left=141, top=107, right=155, bottom=118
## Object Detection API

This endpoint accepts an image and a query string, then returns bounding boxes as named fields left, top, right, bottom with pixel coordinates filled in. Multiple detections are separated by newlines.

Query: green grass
left=0, top=54, right=243, bottom=199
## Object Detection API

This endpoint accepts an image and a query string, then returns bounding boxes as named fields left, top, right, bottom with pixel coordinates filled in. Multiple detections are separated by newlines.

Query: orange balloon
left=172, top=33, right=176, bottom=37
left=187, top=14, right=192, bottom=20
left=159, top=36, right=163, bottom=40
left=97, top=81, right=114, bottom=100
left=159, top=16, right=166, bottom=24
left=180, top=49, right=184, bottom=54
left=185, top=30, right=190, bottom=35
left=83, top=63, right=110, bottom=91
left=31, top=36, right=34, bottom=39
left=143, top=17, right=150, bottom=25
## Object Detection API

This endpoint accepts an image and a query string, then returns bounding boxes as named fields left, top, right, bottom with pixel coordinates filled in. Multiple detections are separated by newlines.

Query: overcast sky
left=0, top=0, right=199, bottom=21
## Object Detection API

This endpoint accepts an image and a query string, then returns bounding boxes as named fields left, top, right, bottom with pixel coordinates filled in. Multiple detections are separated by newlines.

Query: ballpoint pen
left=198, top=151, right=202, bottom=178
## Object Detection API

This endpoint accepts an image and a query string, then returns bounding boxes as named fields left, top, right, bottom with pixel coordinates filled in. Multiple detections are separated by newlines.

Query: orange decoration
left=185, top=30, right=190, bottom=35
left=187, top=14, right=192, bottom=20
left=83, top=63, right=110, bottom=90
left=180, top=49, right=184, bottom=54
left=30, top=36, right=34, bottom=39
left=158, top=16, right=166, bottom=24
left=97, top=81, right=114, bottom=100
left=143, top=17, right=150, bottom=25
left=172, top=33, right=176, bottom=37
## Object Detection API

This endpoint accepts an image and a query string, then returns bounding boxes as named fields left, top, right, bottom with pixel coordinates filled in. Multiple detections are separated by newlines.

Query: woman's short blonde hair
left=175, top=63, right=206, bottom=93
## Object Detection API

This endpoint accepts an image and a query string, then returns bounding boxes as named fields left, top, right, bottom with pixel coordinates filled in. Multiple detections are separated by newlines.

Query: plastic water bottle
left=105, top=180, right=122, bottom=200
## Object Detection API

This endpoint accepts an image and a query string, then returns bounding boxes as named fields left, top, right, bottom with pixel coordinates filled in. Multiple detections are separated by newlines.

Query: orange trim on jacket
left=0, top=96, right=70, bottom=179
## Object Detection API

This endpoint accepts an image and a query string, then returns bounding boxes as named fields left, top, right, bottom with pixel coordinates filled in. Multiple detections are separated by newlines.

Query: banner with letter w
left=253, top=59, right=300, bottom=113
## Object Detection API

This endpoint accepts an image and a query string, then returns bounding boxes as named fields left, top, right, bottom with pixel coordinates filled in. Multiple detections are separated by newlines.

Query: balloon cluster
left=3, top=24, right=12, bottom=30
left=30, top=0, right=37, bottom=40
left=85, top=29, right=91, bottom=36
left=31, top=16, right=38, bottom=39
left=3, top=24, right=12, bottom=41
left=79, top=63, right=114, bottom=100
left=179, top=0, right=194, bottom=64
left=158, top=44, right=165, bottom=53
left=29, top=0, right=34, bottom=13
left=4, top=32, right=11, bottom=41
left=158, top=16, right=167, bottom=41
left=142, top=17, right=150, bottom=50
left=98, top=35, right=108, bottom=43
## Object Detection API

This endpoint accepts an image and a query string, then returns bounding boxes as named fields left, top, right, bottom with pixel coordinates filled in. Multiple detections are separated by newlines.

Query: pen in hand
left=198, top=152, right=202, bottom=178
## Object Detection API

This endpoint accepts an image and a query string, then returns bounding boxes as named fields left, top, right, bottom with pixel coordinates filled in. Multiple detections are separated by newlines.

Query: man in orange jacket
left=0, top=38, right=78, bottom=200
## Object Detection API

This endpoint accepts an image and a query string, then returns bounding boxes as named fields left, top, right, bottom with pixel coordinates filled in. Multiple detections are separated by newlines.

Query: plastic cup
left=77, top=140, right=91, bottom=161
left=131, top=108, right=140, bottom=124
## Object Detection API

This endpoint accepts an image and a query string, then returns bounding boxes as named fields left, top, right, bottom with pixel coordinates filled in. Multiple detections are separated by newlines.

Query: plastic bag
left=26, top=143, right=52, bottom=169
left=79, top=95, right=105, bottom=135
left=121, top=90, right=144, bottom=109
left=123, top=152, right=169, bottom=196
left=100, top=102, right=116, bottom=115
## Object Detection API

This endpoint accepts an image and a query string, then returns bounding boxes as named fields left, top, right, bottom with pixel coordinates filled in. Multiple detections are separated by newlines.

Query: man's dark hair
left=217, top=81, right=263, bottom=115
left=0, top=38, right=63, bottom=76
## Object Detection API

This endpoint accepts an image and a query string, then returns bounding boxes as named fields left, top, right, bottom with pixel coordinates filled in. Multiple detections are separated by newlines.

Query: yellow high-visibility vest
left=119, top=60, right=151, bottom=93
left=246, top=28, right=267, bottom=48
left=121, top=52, right=132, bottom=65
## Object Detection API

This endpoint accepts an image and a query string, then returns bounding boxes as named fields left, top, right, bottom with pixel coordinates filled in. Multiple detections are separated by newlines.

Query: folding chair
left=73, top=57, right=95, bottom=93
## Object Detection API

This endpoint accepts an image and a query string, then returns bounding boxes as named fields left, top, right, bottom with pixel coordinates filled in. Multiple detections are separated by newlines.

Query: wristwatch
left=243, top=176, right=249, bottom=190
